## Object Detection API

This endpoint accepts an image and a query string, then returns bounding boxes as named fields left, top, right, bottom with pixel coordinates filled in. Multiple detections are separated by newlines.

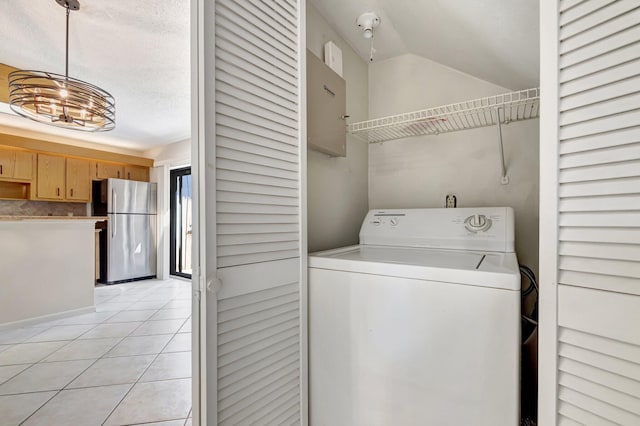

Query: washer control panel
left=464, top=214, right=492, bottom=233
left=360, top=207, right=515, bottom=252
left=368, top=214, right=403, bottom=228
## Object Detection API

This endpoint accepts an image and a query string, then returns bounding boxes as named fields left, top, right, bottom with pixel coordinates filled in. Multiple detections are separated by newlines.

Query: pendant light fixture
left=8, top=0, right=115, bottom=132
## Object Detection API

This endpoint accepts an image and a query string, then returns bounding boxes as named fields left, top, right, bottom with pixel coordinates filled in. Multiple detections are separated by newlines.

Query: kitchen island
left=0, top=216, right=107, bottom=328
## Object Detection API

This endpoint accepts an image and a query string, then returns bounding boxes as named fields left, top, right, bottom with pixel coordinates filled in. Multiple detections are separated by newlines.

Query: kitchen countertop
left=0, top=216, right=108, bottom=221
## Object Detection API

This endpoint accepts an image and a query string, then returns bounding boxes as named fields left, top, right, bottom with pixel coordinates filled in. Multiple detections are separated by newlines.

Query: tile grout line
left=0, top=279, right=192, bottom=425
left=101, top=315, right=191, bottom=425
left=15, top=388, right=59, bottom=426
left=8, top=307, right=125, bottom=419
left=125, top=416, right=189, bottom=426
left=0, top=335, right=127, bottom=394
left=18, top=345, right=114, bottom=425
left=0, top=331, right=120, bottom=382
left=14, top=300, right=147, bottom=424
left=23, top=321, right=103, bottom=345
left=0, top=325, right=114, bottom=398
left=0, top=364, right=33, bottom=388
left=68, top=368, right=193, bottom=391
left=97, top=284, right=192, bottom=425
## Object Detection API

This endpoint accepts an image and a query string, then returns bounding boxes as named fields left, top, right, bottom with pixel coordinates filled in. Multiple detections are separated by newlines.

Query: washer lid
left=309, top=245, right=521, bottom=290
left=324, top=246, right=484, bottom=270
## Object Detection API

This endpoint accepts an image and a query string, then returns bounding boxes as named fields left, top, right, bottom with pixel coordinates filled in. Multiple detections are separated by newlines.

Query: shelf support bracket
left=495, top=107, right=509, bottom=185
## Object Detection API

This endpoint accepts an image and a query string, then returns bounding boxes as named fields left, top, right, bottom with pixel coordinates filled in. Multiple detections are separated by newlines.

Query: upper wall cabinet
left=13, top=151, right=35, bottom=181
left=124, top=165, right=149, bottom=182
left=0, top=148, right=35, bottom=200
left=66, top=158, right=91, bottom=202
left=0, top=148, right=34, bottom=181
left=93, top=161, right=149, bottom=182
left=94, top=161, right=125, bottom=180
left=0, top=137, right=152, bottom=202
left=0, top=148, right=15, bottom=178
left=307, top=50, right=347, bottom=157
left=36, top=154, right=66, bottom=200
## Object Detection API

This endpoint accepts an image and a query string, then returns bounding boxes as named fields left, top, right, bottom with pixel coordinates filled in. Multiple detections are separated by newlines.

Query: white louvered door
left=196, top=0, right=307, bottom=424
left=539, top=1, right=640, bottom=424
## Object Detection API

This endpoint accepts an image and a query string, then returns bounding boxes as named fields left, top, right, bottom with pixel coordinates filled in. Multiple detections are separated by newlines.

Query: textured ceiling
left=0, top=1, right=538, bottom=150
left=0, top=0, right=190, bottom=150
left=310, top=0, right=539, bottom=90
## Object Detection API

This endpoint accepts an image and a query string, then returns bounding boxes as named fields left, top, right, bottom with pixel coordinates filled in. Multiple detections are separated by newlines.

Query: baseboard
left=0, top=306, right=96, bottom=331
left=170, top=275, right=192, bottom=283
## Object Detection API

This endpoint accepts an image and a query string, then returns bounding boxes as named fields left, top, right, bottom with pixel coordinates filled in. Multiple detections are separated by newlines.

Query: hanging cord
left=369, top=29, right=375, bottom=62
left=520, top=264, right=538, bottom=327
left=65, top=5, right=70, bottom=78
left=520, top=264, right=538, bottom=297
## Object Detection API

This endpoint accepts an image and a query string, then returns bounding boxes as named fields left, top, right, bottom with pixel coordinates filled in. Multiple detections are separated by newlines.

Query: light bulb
left=364, top=28, right=373, bottom=39
left=59, top=88, right=68, bottom=98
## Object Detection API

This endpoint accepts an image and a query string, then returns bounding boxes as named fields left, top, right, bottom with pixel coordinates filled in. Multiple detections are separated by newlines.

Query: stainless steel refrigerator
left=94, top=178, right=157, bottom=283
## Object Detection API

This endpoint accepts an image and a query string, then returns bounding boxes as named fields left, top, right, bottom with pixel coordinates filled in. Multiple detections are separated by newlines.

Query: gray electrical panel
left=307, top=50, right=347, bottom=157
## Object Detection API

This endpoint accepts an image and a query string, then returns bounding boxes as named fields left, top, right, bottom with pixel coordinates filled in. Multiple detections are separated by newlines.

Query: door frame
left=169, top=166, right=193, bottom=279
left=191, top=0, right=207, bottom=423
left=298, top=1, right=309, bottom=421
left=538, top=0, right=560, bottom=424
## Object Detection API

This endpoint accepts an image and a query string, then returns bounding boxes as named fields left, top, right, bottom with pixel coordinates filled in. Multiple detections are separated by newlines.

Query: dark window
left=170, top=167, right=192, bottom=278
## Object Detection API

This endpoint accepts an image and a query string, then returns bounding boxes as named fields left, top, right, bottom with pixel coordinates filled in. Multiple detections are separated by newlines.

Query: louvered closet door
left=212, top=0, right=305, bottom=425
left=540, top=1, right=640, bottom=424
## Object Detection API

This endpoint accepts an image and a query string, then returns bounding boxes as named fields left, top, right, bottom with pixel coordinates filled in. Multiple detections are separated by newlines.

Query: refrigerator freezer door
left=107, top=213, right=157, bottom=282
left=107, top=179, right=157, bottom=214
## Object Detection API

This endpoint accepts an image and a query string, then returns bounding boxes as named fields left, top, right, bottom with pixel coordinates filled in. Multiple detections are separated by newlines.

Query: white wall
left=0, top=124, right=149, bottom=157
left=368, top=54, right=539, bottom=273
left=146, top=139, right=191, bottom=280
left=0, top=220, right=95, bottom=327
left=145, top=139, right=191, bottom=167
left=306, top=4, right=369, bottom=252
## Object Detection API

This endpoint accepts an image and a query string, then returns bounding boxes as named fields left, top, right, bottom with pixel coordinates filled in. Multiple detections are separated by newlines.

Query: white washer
left=309, top=207, right=520, bottom=426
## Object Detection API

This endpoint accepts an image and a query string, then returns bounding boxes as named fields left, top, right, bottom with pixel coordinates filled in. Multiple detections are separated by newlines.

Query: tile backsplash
left=0, top=200, right=88, bottom=216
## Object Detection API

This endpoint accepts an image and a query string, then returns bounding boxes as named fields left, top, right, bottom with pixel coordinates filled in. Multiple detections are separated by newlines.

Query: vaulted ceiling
left=0, top=1, right=538, bottom=151
left=310, top=0, right=540, bottom=90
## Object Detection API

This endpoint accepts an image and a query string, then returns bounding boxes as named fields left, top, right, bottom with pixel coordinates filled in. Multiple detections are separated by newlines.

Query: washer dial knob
left=464, top=214, right=492, bottom=233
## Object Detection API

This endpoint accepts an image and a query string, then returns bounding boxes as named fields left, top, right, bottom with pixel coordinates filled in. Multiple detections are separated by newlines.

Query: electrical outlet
left=445, top=194, right=457, bottom=208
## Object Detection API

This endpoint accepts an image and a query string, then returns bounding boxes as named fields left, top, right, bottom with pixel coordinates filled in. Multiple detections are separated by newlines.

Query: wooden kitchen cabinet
left=0, top=148, right=33, bottom=181
left=0, top=149, right=33, bottom=200
left=0, top=136, right=154, bottom=202
left=0, top=148, right=15, bottom=178
left=66, top=158, right=91, bottom=201
left=36, top=155, right=91, bottom=202
left=13, top=151, right=35, bottom=181
left=36, top=154, right=65, bottom=200
left=124, top=165, right=149, bottom=182
left=95, top=161, right=125, bottom=179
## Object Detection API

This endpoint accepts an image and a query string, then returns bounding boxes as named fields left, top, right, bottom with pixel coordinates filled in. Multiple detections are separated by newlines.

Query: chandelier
left=8, top=0, right=115, bottom=132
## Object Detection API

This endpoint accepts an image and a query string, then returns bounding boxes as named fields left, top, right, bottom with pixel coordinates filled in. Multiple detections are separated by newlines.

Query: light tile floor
left=0, top=278, right=192, bottom=426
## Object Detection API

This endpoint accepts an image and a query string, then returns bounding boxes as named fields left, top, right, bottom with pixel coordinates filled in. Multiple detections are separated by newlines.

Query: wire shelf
left=348, top=88, right=540, bottom=143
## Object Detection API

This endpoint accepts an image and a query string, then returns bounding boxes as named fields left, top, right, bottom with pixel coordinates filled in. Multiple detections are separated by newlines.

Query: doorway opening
left=170, top=167, right=193, bottom=279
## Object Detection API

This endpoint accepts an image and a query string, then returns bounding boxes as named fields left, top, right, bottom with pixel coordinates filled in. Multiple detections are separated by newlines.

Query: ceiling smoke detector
left=356, top=12, right=380, bottom=39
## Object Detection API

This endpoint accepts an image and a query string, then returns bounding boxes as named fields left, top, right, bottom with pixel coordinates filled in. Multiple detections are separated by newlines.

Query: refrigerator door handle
left=112, top=188, right=117, bottom=239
